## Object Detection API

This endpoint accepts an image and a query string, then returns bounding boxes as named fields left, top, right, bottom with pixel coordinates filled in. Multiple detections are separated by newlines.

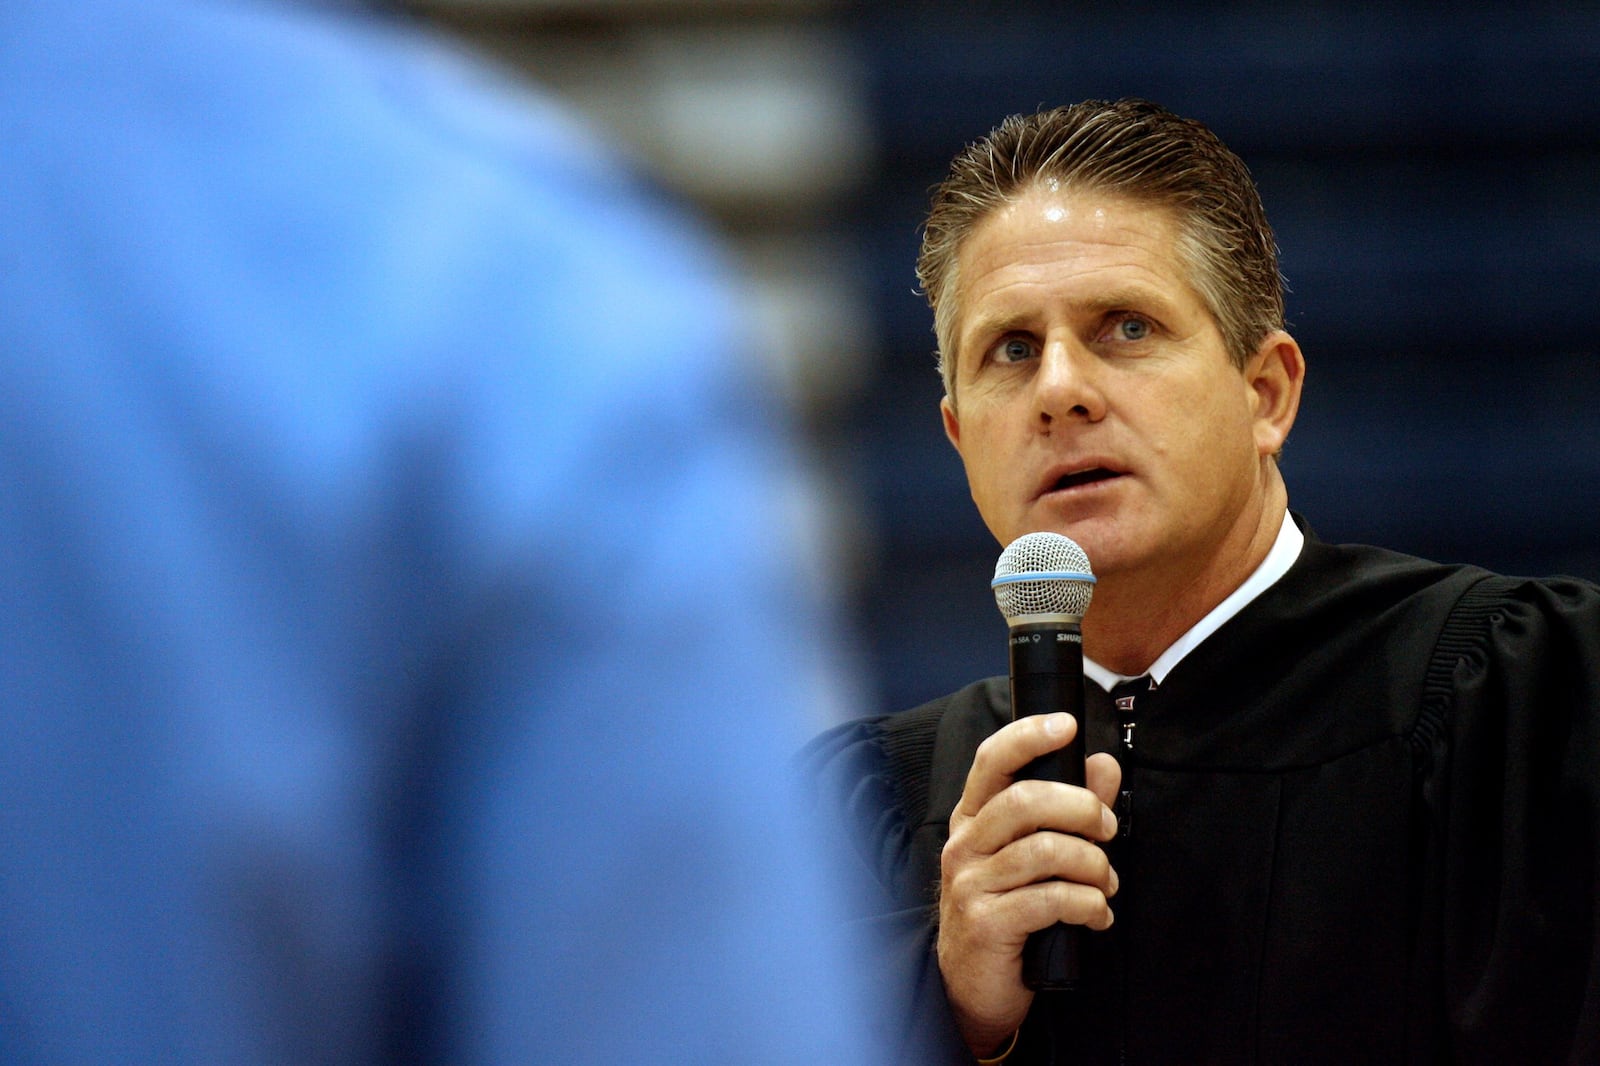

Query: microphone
left=991, top=532, right=1096, bottom=991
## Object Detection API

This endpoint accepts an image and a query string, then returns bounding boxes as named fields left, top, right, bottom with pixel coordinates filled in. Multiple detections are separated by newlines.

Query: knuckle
left=1023, top=828, right=1056, bottom=865
left=1028, top=830, right=1104, bottom=886
left=942, top=853, right=992, bottom=904
left=940, top=841, right=971, bottom=886
left=995, top=781, right=1032, bottom=821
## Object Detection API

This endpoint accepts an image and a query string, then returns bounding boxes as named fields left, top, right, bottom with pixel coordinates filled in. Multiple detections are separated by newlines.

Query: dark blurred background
left=411, top=0, right=1600, bottom=717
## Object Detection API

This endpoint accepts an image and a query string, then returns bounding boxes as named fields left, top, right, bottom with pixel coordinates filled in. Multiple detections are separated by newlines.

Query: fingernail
left=1043, top=713, right=1068, bottom=737
left=1102, top=807, right=1117, bottom=838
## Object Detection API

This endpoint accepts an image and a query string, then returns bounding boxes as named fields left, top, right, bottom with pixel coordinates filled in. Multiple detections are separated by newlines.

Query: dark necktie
left=1109, top=676, right=1155, bottom=751
left=1107, top=676, right=1154, bottom=837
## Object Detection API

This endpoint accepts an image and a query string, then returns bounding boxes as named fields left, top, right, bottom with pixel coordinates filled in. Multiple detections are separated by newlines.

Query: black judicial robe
left=809, top=533, right=1600, bottom=1064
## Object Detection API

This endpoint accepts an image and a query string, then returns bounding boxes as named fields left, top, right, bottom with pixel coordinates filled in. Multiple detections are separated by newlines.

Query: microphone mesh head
left=992, top=532, right=1095, bottom=621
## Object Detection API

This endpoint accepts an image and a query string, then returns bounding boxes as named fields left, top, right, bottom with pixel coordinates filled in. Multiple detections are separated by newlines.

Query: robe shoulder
left=1423, top=572, right=1600, bottom=1062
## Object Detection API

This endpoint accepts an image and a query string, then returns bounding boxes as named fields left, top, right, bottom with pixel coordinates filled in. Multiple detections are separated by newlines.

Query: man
left=810, top=99, right=1600, bottom=1064
left=0, top=1, right=880, bottom=1062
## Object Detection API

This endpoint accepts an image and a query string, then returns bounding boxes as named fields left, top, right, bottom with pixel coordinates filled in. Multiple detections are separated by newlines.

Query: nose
left=1034, top=336, right=1106, bottom=430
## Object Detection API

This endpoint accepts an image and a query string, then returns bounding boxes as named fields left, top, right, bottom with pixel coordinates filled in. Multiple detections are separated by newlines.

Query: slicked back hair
left=917, top=99, right=1285, bottom=401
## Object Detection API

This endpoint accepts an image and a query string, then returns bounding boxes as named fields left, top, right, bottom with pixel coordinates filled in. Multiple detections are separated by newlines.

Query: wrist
left=975, top=1029, right=1019, bottom=1065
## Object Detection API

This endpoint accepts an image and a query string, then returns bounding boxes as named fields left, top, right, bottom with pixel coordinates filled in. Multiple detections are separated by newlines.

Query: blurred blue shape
left=0, top=0, right=879, bottom=1061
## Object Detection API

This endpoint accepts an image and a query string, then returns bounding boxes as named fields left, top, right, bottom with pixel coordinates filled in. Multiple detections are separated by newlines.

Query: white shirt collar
left=1083, top=511, right=1304, bottom=692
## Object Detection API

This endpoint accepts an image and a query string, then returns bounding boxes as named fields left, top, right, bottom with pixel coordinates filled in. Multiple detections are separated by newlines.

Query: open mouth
left=1052, top=467, right=1121, bottom=491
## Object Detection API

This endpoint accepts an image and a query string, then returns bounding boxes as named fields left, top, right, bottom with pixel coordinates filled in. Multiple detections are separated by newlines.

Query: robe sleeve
left=1423, top=574, right=1600, bottom=1063
left=804, top=717, right=977, bottom=1065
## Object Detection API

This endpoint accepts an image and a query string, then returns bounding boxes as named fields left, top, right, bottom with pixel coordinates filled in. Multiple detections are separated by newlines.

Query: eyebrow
left=959, top=285, right=1181, bottom=351
left=959, top=311, right=1036, bottom=347
left=1067, top=285, right=1181, bottom=320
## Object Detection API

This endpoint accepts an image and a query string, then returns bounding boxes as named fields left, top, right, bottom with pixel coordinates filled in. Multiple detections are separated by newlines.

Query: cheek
left=958, top=419, right=1025, bottom=505
left=1185, top=365, right=1253, bottom=425
left=1139, top=380, right=1250, bottom=471
left=966, top=433, right=1016, bottom=495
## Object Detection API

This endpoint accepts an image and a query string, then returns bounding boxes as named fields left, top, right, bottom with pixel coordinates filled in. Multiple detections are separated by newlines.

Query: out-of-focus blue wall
left=839, top=2, right=1600, bottom=712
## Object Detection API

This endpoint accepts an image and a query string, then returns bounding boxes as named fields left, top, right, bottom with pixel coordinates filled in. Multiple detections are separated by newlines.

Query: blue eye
left=1117, top=317, right=1150, bottom=341
left=998, top=337, right=1035, bottom=363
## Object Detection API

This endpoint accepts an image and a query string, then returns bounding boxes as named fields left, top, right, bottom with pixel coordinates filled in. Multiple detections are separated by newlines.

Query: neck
left=1082, top=470, right=1288, bottom=676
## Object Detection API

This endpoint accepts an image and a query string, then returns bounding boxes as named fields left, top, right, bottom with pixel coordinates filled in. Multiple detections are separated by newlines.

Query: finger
left=1026, top=877, right=1117, bottom=932
left=950, top=874, right=1117, bottom=938
left=1085, top=751, right=1122, bottom=809
left=954, top=713, right=1079, bottom=820
left=981, top=828, right=1117, bottom=897
left=955, top=777, right=1115, bottom=860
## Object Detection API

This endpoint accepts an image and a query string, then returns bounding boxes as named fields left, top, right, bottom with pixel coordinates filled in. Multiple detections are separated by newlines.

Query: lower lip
left=1044, top=474, right=1125, bottom=498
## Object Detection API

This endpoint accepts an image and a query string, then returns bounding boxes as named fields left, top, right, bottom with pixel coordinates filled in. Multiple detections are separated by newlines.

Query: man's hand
left=936, top=712, right=1121, bottom=1057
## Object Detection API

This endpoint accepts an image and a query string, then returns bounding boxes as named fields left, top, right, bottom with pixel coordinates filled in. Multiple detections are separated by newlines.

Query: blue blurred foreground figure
left=0, top=1, right=879, bottom=1061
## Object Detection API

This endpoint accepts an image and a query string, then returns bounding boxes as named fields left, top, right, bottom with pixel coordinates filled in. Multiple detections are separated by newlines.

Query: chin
left=1054, top=523, right=1139, bottom=579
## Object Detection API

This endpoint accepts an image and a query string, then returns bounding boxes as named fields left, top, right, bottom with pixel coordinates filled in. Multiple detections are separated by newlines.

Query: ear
left=940, top=394, right=963, bottom=454
left=1245, top=330, right=1305, bottom=457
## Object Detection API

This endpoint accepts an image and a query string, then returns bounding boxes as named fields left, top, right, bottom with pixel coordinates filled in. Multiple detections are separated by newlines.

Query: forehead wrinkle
left=958, top=223, right=1184, bottom=304
left=948, top=188, right=1213, bottom=384
left=959, top=273, right=1185, bottom=344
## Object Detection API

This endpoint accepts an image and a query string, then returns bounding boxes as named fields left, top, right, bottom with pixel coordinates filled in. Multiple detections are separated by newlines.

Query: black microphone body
left=992, top=531, right=1097, bottom=993
left=1007, top=616, right=1086, bottom=990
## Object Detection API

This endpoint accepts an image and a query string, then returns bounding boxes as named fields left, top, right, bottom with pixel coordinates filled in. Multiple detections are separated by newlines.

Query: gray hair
left=917, top=99, right=1285, bottom=400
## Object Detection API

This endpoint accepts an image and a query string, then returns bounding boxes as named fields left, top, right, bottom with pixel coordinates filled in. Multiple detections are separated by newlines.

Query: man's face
left=940, top=185, right=1273, bottom=588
